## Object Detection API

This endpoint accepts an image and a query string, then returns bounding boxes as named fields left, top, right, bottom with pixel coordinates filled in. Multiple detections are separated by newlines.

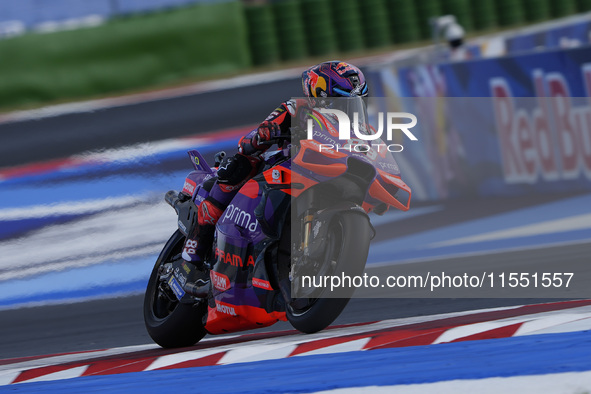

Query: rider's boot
left=181, top=232, right=213, bottom=297
left=181, top=199, right=224, bottom=297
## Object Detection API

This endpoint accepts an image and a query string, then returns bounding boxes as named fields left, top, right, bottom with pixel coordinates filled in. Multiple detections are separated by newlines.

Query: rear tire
left=281, top=211, right=372, bottom=334
left=143, top=230, right=207, bottom=348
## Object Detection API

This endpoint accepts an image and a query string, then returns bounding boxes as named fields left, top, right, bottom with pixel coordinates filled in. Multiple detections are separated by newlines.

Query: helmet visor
left=325, top=96, right=370, bottom=137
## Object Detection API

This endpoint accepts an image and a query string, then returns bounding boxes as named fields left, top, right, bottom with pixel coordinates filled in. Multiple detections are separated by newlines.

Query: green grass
left=0, top=1, right=251, bottom=109
left=0, top=0, right=587, bottom=112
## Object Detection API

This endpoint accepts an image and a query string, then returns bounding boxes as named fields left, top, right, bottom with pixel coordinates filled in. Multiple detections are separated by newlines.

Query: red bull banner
left=369, top=46, right=591, bottom=200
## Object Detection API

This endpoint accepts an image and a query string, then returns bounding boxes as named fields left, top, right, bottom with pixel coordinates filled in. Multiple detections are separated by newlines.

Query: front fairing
left=292, top=105, right=411, bottom=212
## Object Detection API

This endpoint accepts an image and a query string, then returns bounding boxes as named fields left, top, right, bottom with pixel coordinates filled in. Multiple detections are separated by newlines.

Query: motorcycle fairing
left=292, top=117, right=412, bottom=212
left=204, top=300, right=286, bottom=335
left=193, top=108, right=411, bottom=334
left=205, top=235, right=287, bottom=335
left=174, top=153, right=217, bottom=236
left=188, top=150, right=214, bottom=173
left=255, top=164, right=293, bottom=238
left=369, top=168, right=412, bottom=211
left=204, top=167, right=290, bottom=334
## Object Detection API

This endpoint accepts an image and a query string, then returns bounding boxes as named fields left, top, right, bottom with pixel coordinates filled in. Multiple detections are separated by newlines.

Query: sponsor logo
left=224, top=204, right=259, bottom=232
left=350, top=84, right=364, bottom=96
left=194, top=193, right=205, bottom=204
left=310, top=129, right=338, bottom=145
left=381, top=172, right=406, bottom=187
left=182, top=178, right=197, bottom=195
left=308, top=70, right=326, bottom=97
left=313, top=221, right=321, bottom=237
left=271, top=169, right=281, bottom=183
left=173, top=267, right=187, bottom=286
left=491, top=68, right=591, bottom=183
left=211, top=271, right=231, bottom=291
left=252, top=277, right=273, bottom=290
left=200, top=202, right=218, bottom=226
left=168, top=276, right=185, bottom=299
left=215, top=248, right=255, bottom=267
left=335, top=62, right=355, bottom=75
left=378, top=161, right=400, bottom=172
left=286, top=100, right=296, bottom=116
left=216, top=302, right=237, bottom=316
left=219, top=183, right=239, bottom=192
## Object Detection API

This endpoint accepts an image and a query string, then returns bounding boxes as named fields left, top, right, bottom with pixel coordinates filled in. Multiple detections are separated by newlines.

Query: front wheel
left=279, top=210, right=372, bottom=334
left=143, top=230, right=207, bottom=348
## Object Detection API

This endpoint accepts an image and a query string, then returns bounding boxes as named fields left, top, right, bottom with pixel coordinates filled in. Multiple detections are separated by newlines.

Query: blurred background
left=0, top=0, right=591, bottom=111
left=1, top=0, right=591, bottom=358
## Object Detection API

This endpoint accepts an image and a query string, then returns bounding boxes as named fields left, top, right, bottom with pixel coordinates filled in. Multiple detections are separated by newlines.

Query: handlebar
left=259, top=126, right=307, bottom=146
left=214, top=151, right=226, bottom=166
left=257, top=133, right=292, bottom=146
left=164, top=190, right=180, bottom=210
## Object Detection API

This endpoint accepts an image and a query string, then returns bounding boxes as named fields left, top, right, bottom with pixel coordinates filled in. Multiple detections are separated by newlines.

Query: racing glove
left=255, top=121, right=281, bottom=146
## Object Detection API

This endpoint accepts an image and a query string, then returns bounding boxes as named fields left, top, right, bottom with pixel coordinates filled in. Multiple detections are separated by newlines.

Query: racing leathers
left=180, top=99, right=298, bottom=296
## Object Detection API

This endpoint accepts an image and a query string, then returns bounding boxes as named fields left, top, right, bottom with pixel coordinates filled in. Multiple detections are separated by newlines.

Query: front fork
left=301, top=210, right=314, bottom=251
left=291, top=209, right=318, bottom=284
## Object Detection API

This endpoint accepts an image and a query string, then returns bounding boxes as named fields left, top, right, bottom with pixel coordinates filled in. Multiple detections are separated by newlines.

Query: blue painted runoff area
left=0, top=256, right=154, bottom=309
left=368, top=193, right=591, bottom=264
left=0, top=137, right=239, bottom=309
left=0, top=138, right=237, bottom=209
left=3, top=330, right=591, bottom=393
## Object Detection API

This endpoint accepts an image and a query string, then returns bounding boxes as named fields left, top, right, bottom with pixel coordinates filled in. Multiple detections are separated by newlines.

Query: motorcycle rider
left=181, top=60, right=369, bottom=297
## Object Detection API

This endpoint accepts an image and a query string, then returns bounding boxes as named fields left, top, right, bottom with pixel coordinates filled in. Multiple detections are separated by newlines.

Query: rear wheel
left=143, top=230, right=207, bottom=348
left=279, top=211, right=372, bottom=334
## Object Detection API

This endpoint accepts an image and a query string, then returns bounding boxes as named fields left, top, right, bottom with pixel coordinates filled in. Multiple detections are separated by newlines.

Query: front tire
left=280, top=211, right=372, bottom=334
left=143, top=230, right=207, bottom=348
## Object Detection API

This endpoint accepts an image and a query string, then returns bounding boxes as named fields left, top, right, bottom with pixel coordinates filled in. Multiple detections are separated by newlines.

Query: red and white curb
left=1, top=300, right=591, bottom=386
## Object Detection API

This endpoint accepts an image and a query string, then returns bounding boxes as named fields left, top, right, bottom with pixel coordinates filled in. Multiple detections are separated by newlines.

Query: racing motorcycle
left=143, top=99, right=412, bottom=348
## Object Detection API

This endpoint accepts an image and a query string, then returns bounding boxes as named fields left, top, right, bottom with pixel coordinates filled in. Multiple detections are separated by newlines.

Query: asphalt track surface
left=0, top=79, right=583, bottom=361
left=0, top=292, right=563, bottom=359
left=0, top=77, right=301, bottom=168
